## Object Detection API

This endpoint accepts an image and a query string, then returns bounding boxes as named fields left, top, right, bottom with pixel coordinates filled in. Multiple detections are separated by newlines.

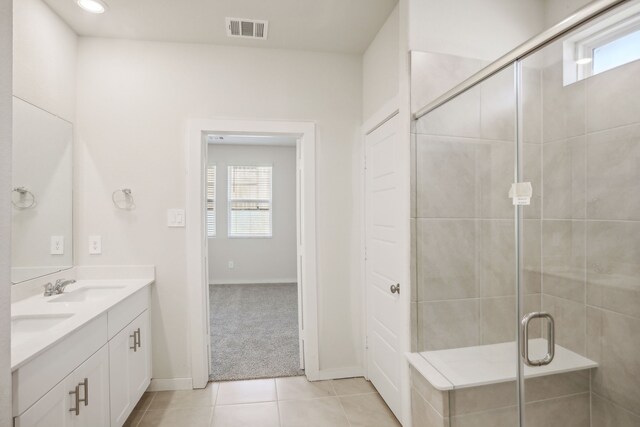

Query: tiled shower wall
left=410, top=53, right=543, bottom=353
left=534, top=46, right=640, bottom=424
left=411, top=48, right=640, bottom=424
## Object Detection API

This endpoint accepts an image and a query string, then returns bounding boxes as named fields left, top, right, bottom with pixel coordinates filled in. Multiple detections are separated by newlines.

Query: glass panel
left=519, top=3, right=640, bottom=425
left=593, top=29, right=640, bottom=74
left=412, top=65, right=519, bottom=425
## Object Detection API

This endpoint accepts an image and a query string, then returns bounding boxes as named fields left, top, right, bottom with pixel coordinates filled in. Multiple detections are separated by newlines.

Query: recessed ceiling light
left=76, top=0, right=107, bottom=14
left=576, top=57, right=593, bottom=65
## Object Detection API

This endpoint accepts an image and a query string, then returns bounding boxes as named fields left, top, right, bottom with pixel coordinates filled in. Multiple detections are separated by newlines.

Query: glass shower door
left=518, top=3, right=640, bottom=425
left=413, top=64, right=524, bottom=425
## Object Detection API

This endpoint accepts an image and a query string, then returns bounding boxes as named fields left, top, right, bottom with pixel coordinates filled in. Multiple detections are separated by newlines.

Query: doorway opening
left=187, top=119, right=318, bottom=389
left=205, top=133, right=303, bottom=381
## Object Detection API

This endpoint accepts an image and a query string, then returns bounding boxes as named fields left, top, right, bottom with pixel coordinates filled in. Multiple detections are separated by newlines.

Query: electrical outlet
left=228, top=260, right=234, bottom=269
left=89, top=235, right=102, bottom=255
left=50, top=236, right=64, bottom=255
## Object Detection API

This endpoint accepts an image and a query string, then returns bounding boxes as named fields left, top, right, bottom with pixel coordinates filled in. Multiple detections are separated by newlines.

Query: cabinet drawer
left=107, top=287, right=150, bottom=339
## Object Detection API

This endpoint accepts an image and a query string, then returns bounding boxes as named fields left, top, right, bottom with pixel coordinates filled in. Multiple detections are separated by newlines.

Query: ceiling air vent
left=226, top=18, right=269, bottom=40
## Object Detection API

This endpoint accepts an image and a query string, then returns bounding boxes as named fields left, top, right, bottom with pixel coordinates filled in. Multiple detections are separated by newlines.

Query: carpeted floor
left=209, top=283, right=303, bottom=381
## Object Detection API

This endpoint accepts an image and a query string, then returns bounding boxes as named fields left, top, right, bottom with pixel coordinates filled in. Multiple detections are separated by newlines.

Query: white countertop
left=407, top=339, right=598, bottom=391
left=11, top=277, right=154, bottom=372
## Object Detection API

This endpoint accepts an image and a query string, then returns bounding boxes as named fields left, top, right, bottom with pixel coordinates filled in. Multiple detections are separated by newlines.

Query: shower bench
left=406, top=339, right=598, bottom=427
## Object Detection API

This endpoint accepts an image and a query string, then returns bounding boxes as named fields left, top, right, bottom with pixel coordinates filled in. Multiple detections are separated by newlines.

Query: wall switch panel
left=167, top=209, right=186, bottom=227
left=228, top=261, right=234, bottom=269
left=50, top=236, right=64, bottom=255
left=89, top=235, right=102, bottom=254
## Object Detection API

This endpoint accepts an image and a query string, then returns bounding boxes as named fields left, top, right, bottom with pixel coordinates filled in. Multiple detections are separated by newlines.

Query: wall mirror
left=11, top=97, right=73, bottom=283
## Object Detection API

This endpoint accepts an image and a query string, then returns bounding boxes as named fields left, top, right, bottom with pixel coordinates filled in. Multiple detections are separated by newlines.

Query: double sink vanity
left=11, top=268, right=154, bottom=427
left=10, top=97, right=155, bottom=426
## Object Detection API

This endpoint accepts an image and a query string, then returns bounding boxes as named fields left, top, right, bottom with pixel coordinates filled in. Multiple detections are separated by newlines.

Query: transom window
left=563, top=5, right=640, bottom=85
left=227, top=165, right=273, bottom=238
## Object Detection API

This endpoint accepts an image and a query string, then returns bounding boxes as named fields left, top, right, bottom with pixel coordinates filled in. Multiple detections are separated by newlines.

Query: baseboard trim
left=209, top=279, right=297, bottom=285
left=309, top=366, right=364, bottom=381
left=148, top=378, right=194, bottom=391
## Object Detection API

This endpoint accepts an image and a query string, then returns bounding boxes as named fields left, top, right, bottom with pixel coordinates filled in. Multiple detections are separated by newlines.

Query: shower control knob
left=390, top=283, right=400, bottom=294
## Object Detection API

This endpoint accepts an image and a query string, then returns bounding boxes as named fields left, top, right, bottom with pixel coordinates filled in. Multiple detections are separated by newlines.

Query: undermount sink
left=48, top=286, right=126, bottom=303
left=11, top=313, right=74, bottom=347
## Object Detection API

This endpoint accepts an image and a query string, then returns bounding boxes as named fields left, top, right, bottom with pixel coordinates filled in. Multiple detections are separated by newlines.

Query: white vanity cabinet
left=15, top=345, right=110, bottom=427
left=12, top=284, right=152, bottom=427
left=109, top=310, right=151, bottom=426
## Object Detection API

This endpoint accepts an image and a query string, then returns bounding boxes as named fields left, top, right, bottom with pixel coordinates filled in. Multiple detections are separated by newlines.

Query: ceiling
left=43, top=0, right=398, bottom=54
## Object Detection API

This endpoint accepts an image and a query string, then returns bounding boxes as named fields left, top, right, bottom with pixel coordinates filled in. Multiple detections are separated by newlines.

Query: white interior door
left=365, top=113, right=402, bottom=420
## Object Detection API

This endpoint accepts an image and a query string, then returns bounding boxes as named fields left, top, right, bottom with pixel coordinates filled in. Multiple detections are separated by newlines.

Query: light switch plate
left=89, top=235, right=102, bottom=255
left=50, top=236, right=64, bottom=255
left=167, top=209, right=186, bottom=227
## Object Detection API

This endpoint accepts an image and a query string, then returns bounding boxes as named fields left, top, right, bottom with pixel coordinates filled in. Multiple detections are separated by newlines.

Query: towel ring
left=12, top=187, right=36, bottom=209
left=112, top=188, right=136, bottom=210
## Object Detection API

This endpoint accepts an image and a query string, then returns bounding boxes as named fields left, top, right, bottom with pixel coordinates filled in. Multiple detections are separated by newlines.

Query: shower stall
left=409, top=0, right=640, bottom=425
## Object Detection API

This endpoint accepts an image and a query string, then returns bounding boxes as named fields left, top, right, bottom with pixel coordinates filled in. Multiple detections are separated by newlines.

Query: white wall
left=409, top=0, right=545, bottom=61
left=0, top=0, right=12, bottom=424
left=544, top=0, right=593, bottom=26
left=208, top=144, right=297, bottom=285
left=13, top=0, right=77, bottom=122
left=75, top=38, right=363, bottom=380
left=363, top=4, right=399, bottom=119
left=408, top=0, right=545, bottom=112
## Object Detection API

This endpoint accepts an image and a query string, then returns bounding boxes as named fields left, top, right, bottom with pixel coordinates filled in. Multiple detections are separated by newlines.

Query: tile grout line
left=331, top=380, right=353, bottom=427
left=274, top=379, right=283, bottom=427
left=134, top=391, right=157, bottom=427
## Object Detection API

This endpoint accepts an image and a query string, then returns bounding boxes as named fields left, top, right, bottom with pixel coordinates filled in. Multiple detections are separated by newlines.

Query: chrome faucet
left=43, top=282, right=55, bottom=297
left=53, top=279, right=76, bottom=294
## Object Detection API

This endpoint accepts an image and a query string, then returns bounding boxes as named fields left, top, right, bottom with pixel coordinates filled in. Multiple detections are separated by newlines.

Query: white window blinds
left=227, top=165, right=272, bottom=237
left=206, top=166, right=216, bottom=237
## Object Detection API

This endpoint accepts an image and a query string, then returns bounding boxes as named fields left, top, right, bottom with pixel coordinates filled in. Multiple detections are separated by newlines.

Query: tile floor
left=124, top=376, right=401, bottom=427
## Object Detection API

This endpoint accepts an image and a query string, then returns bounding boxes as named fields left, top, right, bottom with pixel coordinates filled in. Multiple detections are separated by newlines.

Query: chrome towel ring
left=11, top=187, right=36, bottom=209
left=112, top=188, right=136, bottom=210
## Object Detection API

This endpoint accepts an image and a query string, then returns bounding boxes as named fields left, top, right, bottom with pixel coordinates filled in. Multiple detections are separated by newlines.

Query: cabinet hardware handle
left=130, top=331, right=138, bottom=352
left=69, top=385, right=80, bottom=415
left=390, top=283, right=400, bottom=294
left=136, top=328, right=141, bottom=349
left=521, top=312, right=555, bottom=366
left=78, top=378, right=89, bottom=406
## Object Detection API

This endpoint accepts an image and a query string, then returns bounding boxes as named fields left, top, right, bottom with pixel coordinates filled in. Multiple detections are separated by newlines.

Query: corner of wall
left=0, top=0, right=12, bottom=424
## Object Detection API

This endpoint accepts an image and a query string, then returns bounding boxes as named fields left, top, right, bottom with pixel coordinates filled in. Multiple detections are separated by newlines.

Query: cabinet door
left=109, top=320, right=136, bottom=427
left=74, top=345, right=110, bottom=427
left=15, top=375, right=76, bottom=427
left=129, top=310, right=151, bottom=402
left=109, top=310, right=151, bottom=427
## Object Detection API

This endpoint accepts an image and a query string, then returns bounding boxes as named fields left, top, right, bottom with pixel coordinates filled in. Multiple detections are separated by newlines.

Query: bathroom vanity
left=11, top=271, right=154, bottom=427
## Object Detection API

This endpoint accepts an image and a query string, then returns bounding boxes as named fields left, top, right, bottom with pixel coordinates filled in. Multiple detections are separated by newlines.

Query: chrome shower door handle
left=521, top=312, right=555, bottom=367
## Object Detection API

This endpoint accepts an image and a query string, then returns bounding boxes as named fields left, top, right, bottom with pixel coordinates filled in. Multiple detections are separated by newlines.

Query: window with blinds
left=206, top=166, right=216, bottom=237
left=227, top=165, right=273, bottom=237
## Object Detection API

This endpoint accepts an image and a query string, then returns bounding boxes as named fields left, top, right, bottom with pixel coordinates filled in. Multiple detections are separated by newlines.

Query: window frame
left=226, top=164, right=273, bottom=239
left=563, top=4, right=640, bottom=85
